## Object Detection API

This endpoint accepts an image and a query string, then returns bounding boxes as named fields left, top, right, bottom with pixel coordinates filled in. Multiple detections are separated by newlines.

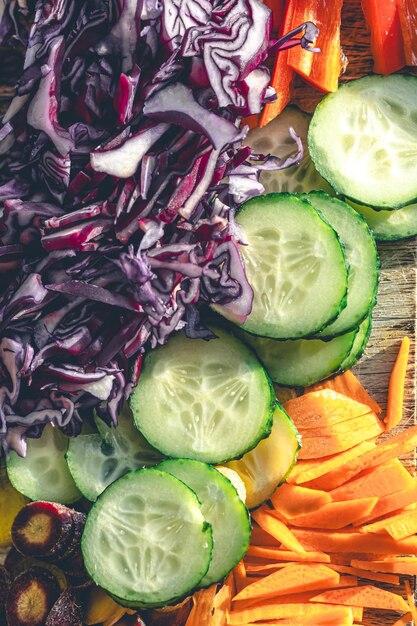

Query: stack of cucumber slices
left=6, top=73, right=416, bottom=611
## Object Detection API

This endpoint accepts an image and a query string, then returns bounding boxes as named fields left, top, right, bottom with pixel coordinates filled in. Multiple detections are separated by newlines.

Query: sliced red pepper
left=259, top=0, right=295, bottom=128
left=398, top=0, right=417, bottom=66
left=361, top=0, right=406, bottom=74
left=287, top=0, right=343, bottom=93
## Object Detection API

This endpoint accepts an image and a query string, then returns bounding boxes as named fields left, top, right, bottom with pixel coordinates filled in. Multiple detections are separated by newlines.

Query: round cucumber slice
left=340, top=315, right=372, bottom=371
left=240, top=327, right=357, bottom=387
left=157, top=459, right=250, bottom=587
left=82, top=468, right=212, bottom=608
left=246, top=105, right=333, bottom=194
left=66, top=405, right=163, bottom=501
left=226, top=404, right=301, bottom=509
left=309, top=75, right=417, bottom=208
left=131, top=327, right=274, bottom=464
left=235, top=193, right=348, bottom=339
left=348, top=199, right=417, bottom=241
left=303, top=192, right=379, bottom=337
left=7, top=424, right=81, bottom=504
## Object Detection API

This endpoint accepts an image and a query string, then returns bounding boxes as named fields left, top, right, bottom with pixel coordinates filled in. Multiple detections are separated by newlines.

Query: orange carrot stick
left=307, top=370, right=382, bottom=415
left=353, top=480, right=417, bottom=526
left=289, top=528, right=417, bottom=555
left=351, top=558, right=417, bottom=576
left=330, top=459, right=413, bottom=502
left=326, top=563, right=400, bottom=585
left=246, top=546, right=330, bottom=562
left=233, top=560, right=249, bottom=593
left=361, top=503, right=417, bottom=539
left=284, top=389, right=374, bottom=429
left=287, top=441, right=376, bottom=485
left=311, top=424, right=417, bottom=490
left=252, top=510, right=307, bottom=554
left=228, top=602, right=354, bottom=625
left=287, top=497, right=378, bottom=529
left=233, top=563, right=339, bottom=603
left=271, top=483, right=332, bottom=518
left=385, top=336, right=411, bottom=431
left=311, top=584, right=410, bottom=613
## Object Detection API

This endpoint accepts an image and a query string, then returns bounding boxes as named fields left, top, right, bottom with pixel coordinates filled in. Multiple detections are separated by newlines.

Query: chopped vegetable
left=326, top=564, right=400, bottom=586
left=251, top=510, right=307, bottom=554
left=271, top=483, right=332, bottom=518
left=246, top=546, right=331, bottom=562
left=361, top=0, right=406, bottom=74
left=398, top=0, right=417, bottom=65
left=353, top=481, right=417, bottom=526
left=310, top=585, right=410, bottom=613
left=260, top=1, right=295, bottom=127
left=329, top=459, right=414, bottom=501
left=287, top=441, right=376, bottom=486
left=84, top=588, right=129, bottom=626
left=288, top=0, right=343, bottom=92
left=308, top=370, right=382, bottom=415
left=5, top=567, right=61, bottom=626
left=0, top=468, right=28, bottom=548
left=351, top=558, right=417, bottom=576
left=233, top=563, right=340, bottom=602
left=362, top=508, right=417, bottom=540
left=385, top=336, right=411, bottom=431
left=285, top=497, right=378, bottom=529
left=228, top=602, right=355, bottom=625
left=284, top=390, right=374, bottom=429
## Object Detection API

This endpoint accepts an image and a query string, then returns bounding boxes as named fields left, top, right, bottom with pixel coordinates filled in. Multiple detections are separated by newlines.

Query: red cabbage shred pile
left=0, top=0, right=315, bottom=456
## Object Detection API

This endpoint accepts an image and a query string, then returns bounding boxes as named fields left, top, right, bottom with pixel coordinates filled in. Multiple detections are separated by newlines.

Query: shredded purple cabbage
left=0, top=0, right=317, bottom=456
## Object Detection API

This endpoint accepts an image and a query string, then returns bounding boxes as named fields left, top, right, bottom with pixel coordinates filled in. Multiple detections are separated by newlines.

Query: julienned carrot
left=357, top=482, right=417, bottom=528
left=361, top=507, right=417, bottom=540
left=233, top=563, right=339, bottom=602
left=309, top=424, right=417, bottom=490
left=289, top=528, right=417, bottom=555
left=398, top=0, right=417, bottom=66
left=209, top=573, right=233, bottom=626
left=228, top=602, right=355, bottom=625
left=234, top=560, right=249, bottom=593
left=252, top=510, right=307, bottom=554
left=351, top=558, right=417, bottom=575
left=246, top=546, right=331, bottom=562
left=403, top=580, right=417, bottom=624
left=330, top=459, right=414, bottom=502
left=326, top=563, right=400, bottom=585
left=385, top=336, right=411, bottom=431
left=298, top=415, right=384, bottom=459
left=307, top=370, right=382, bottom=415
left=259, top=0, right=294, bottom=127
left=287, top=497, right=378, bottom=529
left=251, top=524, right=280, bottom=546
left=304, top=414, right=384, bottom=437
left=287, top=441, right=376, bottom=485
left=286, top=0, right=343, bottom=92
left=270, top=483, right=332, bottom=517
left=185, top=586, right=217, bottom=626
left=284, top=389, right=374, bottom=429
left=361, top=0, right=406, bottom=74
left=311, top=584, right=410, bottom=613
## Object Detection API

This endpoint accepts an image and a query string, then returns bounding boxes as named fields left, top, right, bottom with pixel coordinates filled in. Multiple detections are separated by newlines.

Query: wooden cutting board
left=293, top=1, right=417, bottom=625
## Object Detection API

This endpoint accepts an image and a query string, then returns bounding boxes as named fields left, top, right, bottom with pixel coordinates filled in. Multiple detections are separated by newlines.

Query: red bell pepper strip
left=287, top=0, right=343, bottom=93
left=361, top=0, right=406, bottom=74
left=259, top=0, right=295, bottom=128
left=398, top=0, right=417, bottom=66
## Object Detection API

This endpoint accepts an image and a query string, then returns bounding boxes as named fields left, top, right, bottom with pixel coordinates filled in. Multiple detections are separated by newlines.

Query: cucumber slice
left=156, top=459, right=250, bottom=587
left=348, top=199, right=417, bottom=241
left=309, top=75, right=417, bottom=208
left=340, top=315, right=372, bottom=371
left=302, top=192, right=379, bottom=337
left=226, top=404, right=301, bottom=509
left=66, top=405, right=163, bottom=502
left=7, top=424, right=81, bottom=504
left=232, top=193, right=348, bottom=339
left=82, top=468, right=212, bottom=608
left=246, top=105, right=333, bottom=194
left=239, top=327, right=357, bottom=387
left=131, top=327, right=274, bottom=464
